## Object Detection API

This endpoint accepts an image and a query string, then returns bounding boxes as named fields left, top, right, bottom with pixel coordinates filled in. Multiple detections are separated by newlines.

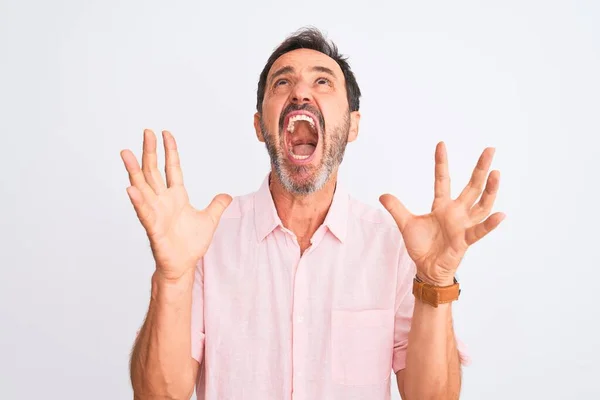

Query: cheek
left=321, top=108, right=345, bottom=132
left=316, top=95, right=347, bottom=124
left=263, top=99, right=284, bottom=130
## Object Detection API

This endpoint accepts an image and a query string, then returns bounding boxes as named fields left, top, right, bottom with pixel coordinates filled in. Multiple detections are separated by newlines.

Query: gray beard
left=260, top=114, right=350, bottom=195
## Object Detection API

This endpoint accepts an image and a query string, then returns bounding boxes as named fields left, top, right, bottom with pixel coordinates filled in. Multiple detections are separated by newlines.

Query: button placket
left=291, top=253, right=309, bottom=395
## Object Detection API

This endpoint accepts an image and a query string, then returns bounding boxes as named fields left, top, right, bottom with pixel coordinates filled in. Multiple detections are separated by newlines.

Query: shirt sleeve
left=191, top=257, right=206, bottom=363
left=391, top=244, right=471, bottom=373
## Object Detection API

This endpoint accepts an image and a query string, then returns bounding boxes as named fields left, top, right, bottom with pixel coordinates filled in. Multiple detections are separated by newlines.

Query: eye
left=316, top=77, right=331, bottom=85
left=274, top=79, right=289, bottom=87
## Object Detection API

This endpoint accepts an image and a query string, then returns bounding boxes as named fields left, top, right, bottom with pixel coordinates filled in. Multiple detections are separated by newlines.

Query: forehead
left=268, top=48, right=344, bottom=78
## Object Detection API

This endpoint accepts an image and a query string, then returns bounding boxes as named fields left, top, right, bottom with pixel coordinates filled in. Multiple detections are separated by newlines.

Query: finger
left=120, top=149, right=157, bottom=203
left=470, top=170, right=500, bottom=224
left=433, top=141, right=451, bottom=204
left=379, top=194, right=412, bottom=232
left=163, top=130, right=184, bottom=187
left=126, top=186, right=156, bottom=232
left=205, top=194, right=233, bottom=225
left=142, top=129, right=167, bottom=194
left=457, top=147, right=495, bottom=206
left=465, top=212, right=505, bottom=245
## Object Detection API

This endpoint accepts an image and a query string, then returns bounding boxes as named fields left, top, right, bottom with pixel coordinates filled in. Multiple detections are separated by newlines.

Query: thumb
left=205, top=193, right=233, bottom=225
left=379, top=194, right=412, bottom=232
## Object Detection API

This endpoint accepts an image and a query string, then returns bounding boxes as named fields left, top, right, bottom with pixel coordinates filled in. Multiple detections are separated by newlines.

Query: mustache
left=278, top=103, right=325, bottom=133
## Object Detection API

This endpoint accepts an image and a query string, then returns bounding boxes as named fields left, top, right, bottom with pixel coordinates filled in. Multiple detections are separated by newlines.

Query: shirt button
left=296, top=315, right=304, bottom=323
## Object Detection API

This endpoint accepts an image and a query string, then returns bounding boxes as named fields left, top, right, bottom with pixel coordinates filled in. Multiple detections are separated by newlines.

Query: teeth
left=289, top=151, right=311, bottom=160
left=287, top=114, right=316, bottom=133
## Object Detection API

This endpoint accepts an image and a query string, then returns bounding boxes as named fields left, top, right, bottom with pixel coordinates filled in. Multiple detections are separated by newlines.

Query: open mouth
left=283, top=111, right=320, bottom=164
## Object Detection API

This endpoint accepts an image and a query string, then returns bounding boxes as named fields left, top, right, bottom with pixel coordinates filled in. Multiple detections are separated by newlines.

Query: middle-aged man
left=122, top=27, right=504, bottom=400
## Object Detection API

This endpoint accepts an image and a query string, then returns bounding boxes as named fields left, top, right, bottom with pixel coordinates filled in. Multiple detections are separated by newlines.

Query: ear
left=254, top=112, right=265, bottom=142
left=347, top=111, right=360, bottom=142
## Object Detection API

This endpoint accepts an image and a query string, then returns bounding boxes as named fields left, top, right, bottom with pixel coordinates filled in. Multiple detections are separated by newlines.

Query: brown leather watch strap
left=412, top=277, right=460, bottom=307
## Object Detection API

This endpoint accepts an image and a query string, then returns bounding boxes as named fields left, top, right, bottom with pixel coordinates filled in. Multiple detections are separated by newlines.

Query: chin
left=276, top=162, right=331, bottom=195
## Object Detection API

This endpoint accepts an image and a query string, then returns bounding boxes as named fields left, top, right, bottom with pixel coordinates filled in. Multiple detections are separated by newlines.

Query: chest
left=203, top=230, right=398, bottom=326
left=201, top=229, right=403, bottom=394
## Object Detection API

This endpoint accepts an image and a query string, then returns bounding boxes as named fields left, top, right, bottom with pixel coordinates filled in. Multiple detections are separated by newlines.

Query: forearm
left=403, top=300, right=461, bottom=400
left=130, top=271, right=196, bottom=400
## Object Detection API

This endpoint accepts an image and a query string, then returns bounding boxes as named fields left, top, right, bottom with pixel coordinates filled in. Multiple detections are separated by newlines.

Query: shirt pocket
left=331, top=308, right=394, bottom=385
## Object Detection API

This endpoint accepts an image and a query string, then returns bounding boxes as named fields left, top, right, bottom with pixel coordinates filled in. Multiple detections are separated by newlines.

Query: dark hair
left=256, top=27, right=361, bottom=113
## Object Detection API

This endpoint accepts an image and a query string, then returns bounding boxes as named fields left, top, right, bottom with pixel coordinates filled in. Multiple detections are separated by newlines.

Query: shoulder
left=347, top=195, right=398, bottom=231
left=206, top=189, right=259, bottom=255
left=345, top=195, right=415, bottom=280
left=346, top=195, right=404, bottom=247
left=211, top=190, right=258, bottom=239
left=218, top=191, right=256, bottom=220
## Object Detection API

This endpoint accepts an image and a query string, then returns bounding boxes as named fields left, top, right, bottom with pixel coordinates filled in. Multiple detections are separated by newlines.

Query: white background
left=1, top=0, right=599, bottom=399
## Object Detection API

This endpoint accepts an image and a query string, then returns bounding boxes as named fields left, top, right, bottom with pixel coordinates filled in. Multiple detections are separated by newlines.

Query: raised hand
left=121, top=129, right=232, bottom=281
left=380, top=142, right=505, bottom=286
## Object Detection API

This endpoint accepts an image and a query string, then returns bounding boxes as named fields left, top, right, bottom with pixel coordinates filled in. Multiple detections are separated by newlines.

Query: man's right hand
left=120, top=129, right=232, bottom=282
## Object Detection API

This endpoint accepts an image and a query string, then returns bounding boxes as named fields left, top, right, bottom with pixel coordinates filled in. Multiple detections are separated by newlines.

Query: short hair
left=256, top=27, right=361, bottom=113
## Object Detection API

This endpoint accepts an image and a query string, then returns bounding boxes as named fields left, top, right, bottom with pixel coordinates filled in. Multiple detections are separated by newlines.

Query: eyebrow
left=268, top=65, right=338, bottom=85
left=268, top=66, right=295, bottom=86
left=310, top=65, right=336, bottom=78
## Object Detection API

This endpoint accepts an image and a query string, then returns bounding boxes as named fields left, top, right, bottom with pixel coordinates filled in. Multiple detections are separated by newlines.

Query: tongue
left=289, top=121, right=317, bottom=157
left=292, top=144, right=316, bottom=156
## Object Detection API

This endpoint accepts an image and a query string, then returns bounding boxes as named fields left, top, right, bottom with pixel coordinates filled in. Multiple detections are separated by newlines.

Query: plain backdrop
left=1, top=0, right=599, bottom=399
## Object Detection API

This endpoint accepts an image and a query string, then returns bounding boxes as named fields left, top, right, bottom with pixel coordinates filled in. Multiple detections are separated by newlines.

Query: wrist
left=415, top=271, right=455, bottom=287
left=412, top=275, right=461, bottom=308
left=153, top=263, right=195, bottom=284
left=151, top=270, right=194, bottom=303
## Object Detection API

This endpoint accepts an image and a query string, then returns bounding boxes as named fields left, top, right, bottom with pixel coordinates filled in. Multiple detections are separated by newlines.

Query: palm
left=381, top=142, right=505, bottom=285
left=147, top=189, right=220, bottom=280
left=401, top=203, right=469, bottom=276
left=121, top=129, right=231, bottom=281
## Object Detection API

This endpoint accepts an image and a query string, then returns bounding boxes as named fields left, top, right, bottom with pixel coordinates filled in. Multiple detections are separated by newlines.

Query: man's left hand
left=380, top=142, right=505, bottom=286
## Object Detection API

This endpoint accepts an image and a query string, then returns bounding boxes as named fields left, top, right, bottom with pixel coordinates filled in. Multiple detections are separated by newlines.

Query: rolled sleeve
left=392, top=248, right=414, bottom=373
left=191, top=258, right=206, bottom=363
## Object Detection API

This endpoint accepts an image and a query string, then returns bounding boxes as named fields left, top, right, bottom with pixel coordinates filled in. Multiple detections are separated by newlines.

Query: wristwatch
left=412, top=275, right=460, bottom=307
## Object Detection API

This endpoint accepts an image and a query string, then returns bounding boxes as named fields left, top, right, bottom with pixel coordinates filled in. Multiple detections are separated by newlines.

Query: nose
left=290, top=81, right=313, bottom=105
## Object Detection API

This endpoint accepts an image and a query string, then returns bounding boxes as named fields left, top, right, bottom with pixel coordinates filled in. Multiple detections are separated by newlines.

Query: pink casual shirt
left=191, top=174, right=469, bottom=399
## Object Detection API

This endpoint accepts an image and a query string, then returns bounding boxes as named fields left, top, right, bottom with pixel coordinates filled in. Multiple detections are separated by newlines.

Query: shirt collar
left=254, top=173, right=282, bottom=242
left=253, top=172, right=349, bottom=243
left=321, top=179, right=348, bottom=243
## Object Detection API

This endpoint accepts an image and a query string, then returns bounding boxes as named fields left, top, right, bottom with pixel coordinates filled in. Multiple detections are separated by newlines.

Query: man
left=121, top=27, right=504, bottom=400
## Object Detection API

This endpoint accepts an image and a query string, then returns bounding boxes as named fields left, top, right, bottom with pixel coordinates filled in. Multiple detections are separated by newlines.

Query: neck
left=269, top=170, right=337, bottom=251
